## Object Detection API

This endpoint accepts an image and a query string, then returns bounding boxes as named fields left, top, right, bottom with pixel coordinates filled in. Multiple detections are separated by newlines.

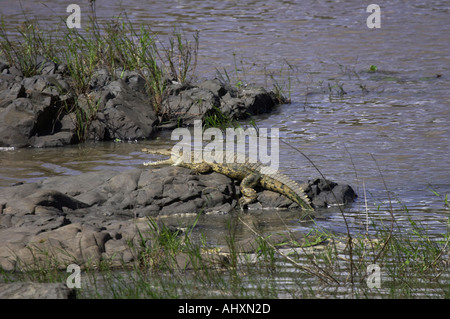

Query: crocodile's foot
left=238, top=196, right=253, bottom=211
left=238, top=187, right=258, bottom=210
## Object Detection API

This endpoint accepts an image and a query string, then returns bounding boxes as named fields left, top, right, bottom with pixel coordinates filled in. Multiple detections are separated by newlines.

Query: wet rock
left=197, top=79, right=228, bottom=97
left=231, top=87, right=279, bottom=119
left=97, top=79, right=158, bottom=141
left=0, top=98, right=40, bottom=147
left=304, top=178, right=357, bottom=208
left=161, top=79, right=281, bottom=126
left=0, top=282, right=75, bottom=299
left=3, top=189, right=89, bottom=216
left=0, top=166, right=356, bottom=270
left=0, top=71, right=76, bottom=148
left=0, top=60, right=284, bottom=148
left=30, top=131, right=77, bottom=148
left=255, top=190, right=296, bottom=209
left=162, top=85, right=220, bottom=125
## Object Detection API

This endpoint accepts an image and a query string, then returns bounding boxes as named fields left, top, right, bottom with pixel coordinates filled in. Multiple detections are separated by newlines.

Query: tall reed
left=0, top=4, right=199, bottom=132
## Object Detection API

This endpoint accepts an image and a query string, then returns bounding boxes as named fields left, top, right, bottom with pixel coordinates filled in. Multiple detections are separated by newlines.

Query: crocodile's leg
left=190, top=162, right=213, bottom=174
left=238, top=172, right=261, bottom=210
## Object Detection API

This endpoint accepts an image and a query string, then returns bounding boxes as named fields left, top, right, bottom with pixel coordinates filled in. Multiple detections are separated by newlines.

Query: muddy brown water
left=1, top=1, right=449, bottom=243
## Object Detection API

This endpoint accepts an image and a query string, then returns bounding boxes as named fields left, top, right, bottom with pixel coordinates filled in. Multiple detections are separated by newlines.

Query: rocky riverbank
left=0, top=54, right=357, bottom=282
left=0, top=57, right=282, bottom=148
left=0, top=166, right=356, bottom=271
left=0, top=58, right=358, bottom=300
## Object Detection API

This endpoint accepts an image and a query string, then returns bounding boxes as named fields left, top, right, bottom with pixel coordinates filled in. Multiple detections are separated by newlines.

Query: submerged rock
left=0, top=166, right=356, bottom=270
left=0, top=282, right=75, bottom=299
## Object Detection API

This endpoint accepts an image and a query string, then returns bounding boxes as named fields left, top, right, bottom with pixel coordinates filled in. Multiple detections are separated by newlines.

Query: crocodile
left=142, top=148, right=314, bottom=211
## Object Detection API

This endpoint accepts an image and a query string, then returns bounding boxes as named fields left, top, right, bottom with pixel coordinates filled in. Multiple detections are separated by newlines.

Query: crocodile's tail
left=258, top=166, right=313, bottom=211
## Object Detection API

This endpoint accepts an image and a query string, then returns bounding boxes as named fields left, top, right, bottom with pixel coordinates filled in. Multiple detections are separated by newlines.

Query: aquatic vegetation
left=0, top=4, right=198, bottom=115
left=1, top=198, right=447, bottom=299
left=369, top=64, right=378, bottom=72
left=202, top=105, right=241, bottom=130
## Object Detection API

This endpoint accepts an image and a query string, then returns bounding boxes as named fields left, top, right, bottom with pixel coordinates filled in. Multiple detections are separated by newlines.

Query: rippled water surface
left=1, top=1, right=449, bottom=238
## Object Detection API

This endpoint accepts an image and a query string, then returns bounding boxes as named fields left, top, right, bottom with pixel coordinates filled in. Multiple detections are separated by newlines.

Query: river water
left=0, top=1, right=449, bottom=239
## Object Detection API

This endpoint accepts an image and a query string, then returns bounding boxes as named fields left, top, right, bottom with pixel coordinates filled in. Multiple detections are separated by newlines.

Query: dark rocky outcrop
left=303, top=178, right=357, bottom=209
left=0, top=58, right=283, bottom=148
left=0, top=59, right=357, bottom=278
left=0, top=166, right=356, bottom=271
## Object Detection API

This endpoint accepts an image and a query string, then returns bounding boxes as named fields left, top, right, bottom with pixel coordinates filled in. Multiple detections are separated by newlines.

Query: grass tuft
left=0, top=4, right=200, bottom=139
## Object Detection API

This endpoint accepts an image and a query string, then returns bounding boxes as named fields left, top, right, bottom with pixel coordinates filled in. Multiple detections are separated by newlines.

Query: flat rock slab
left=0, top=166, right=356, bottom=271
left=0, top=282, right=75, bottom=299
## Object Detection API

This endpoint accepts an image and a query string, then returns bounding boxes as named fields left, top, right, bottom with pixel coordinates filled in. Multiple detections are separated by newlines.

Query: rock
left=256, top=190, right=295, bottom=209
left=89, top=68, right=111, bottom=90
left=98, top=79, right=158, bottom=141
left=40, top=170, right=117, bottom=197
left=304, top=178, right=357, bottom=208
left=31, top=131, right=77, bottom=148
left=3, top=189, right=89, bottom=216
left=0, top=69, right=160, bottom=147
left=0, top=75, right=76, bottom=148
left=0, top=61, right=9, bottom=73
left=0, top=167, right=224, bottom=269
left=0, top=282, right=75, bottom=299
left=35, top=55, right=58, bottom=76
left=160, top=80, right=281, bottom=126
left=21, top=75, right=64, bottom=97
left=10, top=223, right=112, bottom=270
left=0, top=179, right=40, bottom=204
left=105, top=169, right=140, bottom=194
left=0, top=166, right=356, bottom=270
left=230, top=87, right=279, bottom=119
left=0, top=63, right=285, bottom=148
left=123, top=71, right=147, bottom=93
left=0, top=98, right=39, bottom=147
left=0, top=81, right=26, bottom=104
left=197, top=79, right=228, bottom=97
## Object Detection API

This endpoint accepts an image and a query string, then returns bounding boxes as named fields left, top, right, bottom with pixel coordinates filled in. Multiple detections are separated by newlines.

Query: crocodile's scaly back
left=142, top=148, right=313, bottom=211
left=208, top=152, right=312, bottom=210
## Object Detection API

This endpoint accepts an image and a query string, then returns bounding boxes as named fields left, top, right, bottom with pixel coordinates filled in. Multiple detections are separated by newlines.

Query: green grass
left=1, top=3, right=295, bottom=141
left=202, top=105, right=241, bottom=130
left=0, top=4, right=199, bottom=140
left=1, top=202, right=447, bottom=298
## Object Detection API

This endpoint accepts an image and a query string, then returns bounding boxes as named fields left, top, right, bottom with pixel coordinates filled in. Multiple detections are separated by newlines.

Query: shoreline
left=0, top=165, right=356, bottom=272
